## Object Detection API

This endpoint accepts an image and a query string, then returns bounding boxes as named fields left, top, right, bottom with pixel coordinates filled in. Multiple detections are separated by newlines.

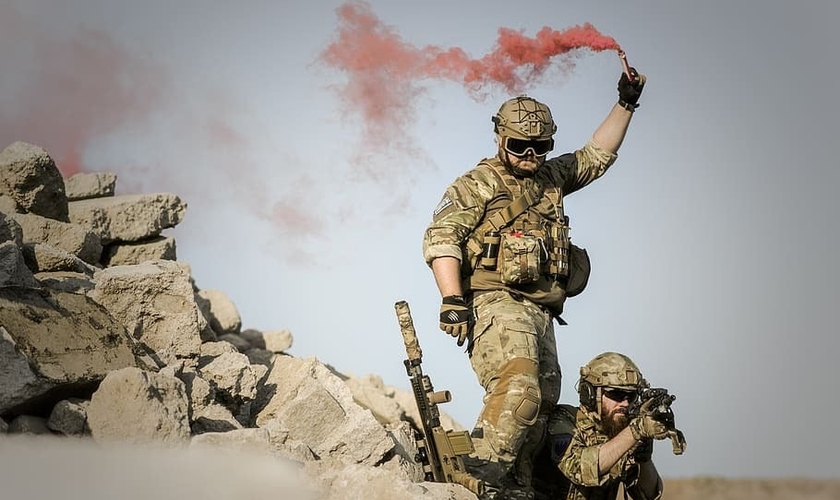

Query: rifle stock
left=395, top=300, right=485, bottom=496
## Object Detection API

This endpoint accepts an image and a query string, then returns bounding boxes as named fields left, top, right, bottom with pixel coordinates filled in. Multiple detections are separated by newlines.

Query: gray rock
left=0, top=212, right=23, bottom=246
left=87, top=367, right=191, bottom=445
left=242, top=328, right=293, bottom=353
left=254, top=356, right=394, bottom=466
left=47, top=398, right=89, bottom=436
left=197, top=288, right=242, bottom=335
left=64, top=172, right=117, bottom=201
left=22, top=243, right=98, bottom=275
left=197, top=351, right=258, bottom=405
left=103, top=236, right=176, bottom=266
left=0, top=286, right=150, bottom=415
left=68, top=192, right=186, bottom=244
left=7, top=415, right=52, bottom=435
left=8, top=212, right=102, bottom=264
left=32, top=271, right=95, bottom=295
left=191, top=403, right=243, bottom=434
left=217, top=333, right=251, bottom=353
left=90, top=260, right=203, bottom=365
left=0, top=142, right=68, bottom=222
left=0, top=241, right=40, bottom=288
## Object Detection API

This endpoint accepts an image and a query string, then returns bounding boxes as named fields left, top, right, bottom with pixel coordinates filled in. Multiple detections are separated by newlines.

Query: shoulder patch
left=433, top=195, right=453, bottom=216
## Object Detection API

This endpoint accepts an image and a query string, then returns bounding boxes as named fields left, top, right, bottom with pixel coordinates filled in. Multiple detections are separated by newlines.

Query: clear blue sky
left=2, top=0, right=838, bottom=479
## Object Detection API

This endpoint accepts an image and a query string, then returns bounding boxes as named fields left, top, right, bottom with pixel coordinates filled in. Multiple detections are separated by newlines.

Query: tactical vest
left=463, top=157, right=570, bottom=286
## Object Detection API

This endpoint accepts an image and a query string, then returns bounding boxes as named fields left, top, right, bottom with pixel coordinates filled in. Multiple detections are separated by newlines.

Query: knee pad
left=495, top=357, right=541, bottom=426
left=514, top=383, right=541, bottom=426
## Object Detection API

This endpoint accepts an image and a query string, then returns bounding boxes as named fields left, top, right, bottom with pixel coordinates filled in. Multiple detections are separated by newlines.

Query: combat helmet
left=578, top=352, right=647, bottom=413
left=492, top=95, right=557, bottom=141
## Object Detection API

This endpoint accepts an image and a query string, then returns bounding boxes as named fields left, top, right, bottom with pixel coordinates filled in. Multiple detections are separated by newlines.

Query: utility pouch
left=565, top=243, right=591, bottom=297
left=499, top=230, right=543, bottom=284
left=480, top=231, right=501, bottom=270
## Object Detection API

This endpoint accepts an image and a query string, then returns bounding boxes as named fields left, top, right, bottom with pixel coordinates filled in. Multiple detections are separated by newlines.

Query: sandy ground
left=664, top=478, right=840, bottom=500
left=0, top=436, right=837, bottom=500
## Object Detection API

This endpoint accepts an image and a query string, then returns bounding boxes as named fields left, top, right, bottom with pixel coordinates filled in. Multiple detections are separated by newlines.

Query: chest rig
left=464, top=158, right=570, bottom=283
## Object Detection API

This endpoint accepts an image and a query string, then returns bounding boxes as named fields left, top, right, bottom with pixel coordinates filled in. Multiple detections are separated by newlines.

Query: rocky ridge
left=0, top=140, right=470, bottom=500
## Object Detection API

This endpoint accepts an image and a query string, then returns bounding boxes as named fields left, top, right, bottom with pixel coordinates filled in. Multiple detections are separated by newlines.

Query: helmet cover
left=579, top=352, right=645, bottom=390
left=492, top=96, right=557, bottom=140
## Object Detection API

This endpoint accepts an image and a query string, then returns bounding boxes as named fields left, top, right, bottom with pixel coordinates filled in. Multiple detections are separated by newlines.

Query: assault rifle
left=394, top=300, right=484, bottom=496
left=629, top=387, right=687, bottom=455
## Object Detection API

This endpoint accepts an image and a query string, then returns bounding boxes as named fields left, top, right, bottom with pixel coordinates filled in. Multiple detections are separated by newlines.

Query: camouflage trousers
left=466, top=290, right=562, bottom=493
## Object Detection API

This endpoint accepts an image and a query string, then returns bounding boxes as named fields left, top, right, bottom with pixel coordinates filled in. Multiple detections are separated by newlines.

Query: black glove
left=439, top=295, right=472, bottom=346
left=617, top=67, right=646, bottom=110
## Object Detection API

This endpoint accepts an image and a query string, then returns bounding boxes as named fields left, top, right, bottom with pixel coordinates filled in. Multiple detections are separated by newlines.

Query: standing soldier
left=558, top=352, right=667, bottom=500
left=422, top=66, right=647, bottom=499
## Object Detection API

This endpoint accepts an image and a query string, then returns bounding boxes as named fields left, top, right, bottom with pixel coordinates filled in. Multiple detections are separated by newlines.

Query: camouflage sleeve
left=557, top=430, right=608, bottom=487
left=544, top=139, right=618, bottom=196
left=422, top=167, right=496, bottom=265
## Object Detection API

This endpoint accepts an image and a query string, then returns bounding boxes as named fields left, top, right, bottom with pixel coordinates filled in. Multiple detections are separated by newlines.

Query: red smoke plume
left=320, top=1, right=620, bottom=138
left=0, top=5, right=167, bottom=177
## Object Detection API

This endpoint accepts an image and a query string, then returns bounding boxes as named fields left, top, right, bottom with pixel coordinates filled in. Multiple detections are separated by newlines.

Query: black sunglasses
left=503, top=137, right=554, bottom=157
left=603, top=389, right=638, bottom=403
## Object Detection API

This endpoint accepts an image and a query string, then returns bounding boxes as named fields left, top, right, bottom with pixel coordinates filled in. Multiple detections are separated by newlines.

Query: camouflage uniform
left=422, top=140, right=617, bottom=497
left=558, top=409, right=663, bottom=500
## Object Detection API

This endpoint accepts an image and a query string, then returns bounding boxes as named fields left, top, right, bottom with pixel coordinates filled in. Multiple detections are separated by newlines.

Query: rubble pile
left=0, top=141, right=472, bottom=500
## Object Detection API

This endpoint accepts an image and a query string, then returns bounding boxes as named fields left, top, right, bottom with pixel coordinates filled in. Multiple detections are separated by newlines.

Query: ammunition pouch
left=498, top=230, right=544, bottom=284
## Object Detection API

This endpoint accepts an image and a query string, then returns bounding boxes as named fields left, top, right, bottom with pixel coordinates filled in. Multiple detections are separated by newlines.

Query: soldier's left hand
left=439, top=295, right=472, bottom=346
left=617, top=68, right=647, bottom=109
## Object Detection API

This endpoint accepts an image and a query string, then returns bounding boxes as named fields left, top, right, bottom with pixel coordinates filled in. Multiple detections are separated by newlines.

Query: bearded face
left=599, top=395, right=632, bottom=438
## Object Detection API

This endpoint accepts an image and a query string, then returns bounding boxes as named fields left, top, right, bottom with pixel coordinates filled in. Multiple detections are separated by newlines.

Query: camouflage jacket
left=422, top=140, right=616, bottom=313
left=557, top=408, right=663, bottom=500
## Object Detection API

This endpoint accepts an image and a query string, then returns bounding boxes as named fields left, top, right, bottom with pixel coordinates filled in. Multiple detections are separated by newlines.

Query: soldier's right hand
left=439, top=295, right=472, bottom=346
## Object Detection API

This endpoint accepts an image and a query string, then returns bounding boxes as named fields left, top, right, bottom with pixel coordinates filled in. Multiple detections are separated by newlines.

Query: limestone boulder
left=64, top=172, right=117, bottom=201
left=87, top=367, right=191, bottom=445
left=0, top=286, right=151, bottom=415
left=68, top=192, right=186, bottom=244
left=9, top=212, right=102, bottom=264
left=90, top=260, right=203, bottom=365
left=0, top=142, right=68, bottom=222
left=254, top=356, right=394, bottom=466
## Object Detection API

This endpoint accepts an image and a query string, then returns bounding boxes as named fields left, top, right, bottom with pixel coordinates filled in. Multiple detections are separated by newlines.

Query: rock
left=0, top=241, right=40, bottom=288
left=68, top=192, right=186, bottom=244
left=87, top=367, right=191, bottom=445
left=0, top=142, right=68, bottom=221
left=0, top=212, right=23, bottom=246
left=7, top=415, right=52, bottom=435
left=22, top=243, right=98, bottom=275
left=102, top=236, right=176, bottom=266
left=0, top=286, right=151, bottom=415
left=254, top=356, right=394, bottom=466
left=242, top=328, right=293, bottom=353
left=90, top=260, right=203, bottom=365
left=46, top=398, right=89, bottom=436
left=8, top=212, right=102, bottom=264
left=64, top=172, right=117, bottom=201
left=196, top=288, right=242, bottom=335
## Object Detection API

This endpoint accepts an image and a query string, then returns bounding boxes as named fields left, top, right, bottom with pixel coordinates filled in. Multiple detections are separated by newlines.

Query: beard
left=600, top=406, right=630, bottom=439
left=499, top=149, right=543, bottom=177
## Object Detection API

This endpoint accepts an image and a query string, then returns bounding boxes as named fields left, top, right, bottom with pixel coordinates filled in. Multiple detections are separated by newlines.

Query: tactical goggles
left=603, top=389, right=639, bottom=403
left=502, top=136, right=554, bottom=157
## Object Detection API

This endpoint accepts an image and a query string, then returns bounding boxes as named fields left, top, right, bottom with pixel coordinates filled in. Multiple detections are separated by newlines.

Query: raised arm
left=592, top=68, right=647, bottom=153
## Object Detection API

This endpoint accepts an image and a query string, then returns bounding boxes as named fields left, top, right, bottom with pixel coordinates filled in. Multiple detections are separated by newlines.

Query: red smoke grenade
left=320, top=1, right=623, bottom=137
